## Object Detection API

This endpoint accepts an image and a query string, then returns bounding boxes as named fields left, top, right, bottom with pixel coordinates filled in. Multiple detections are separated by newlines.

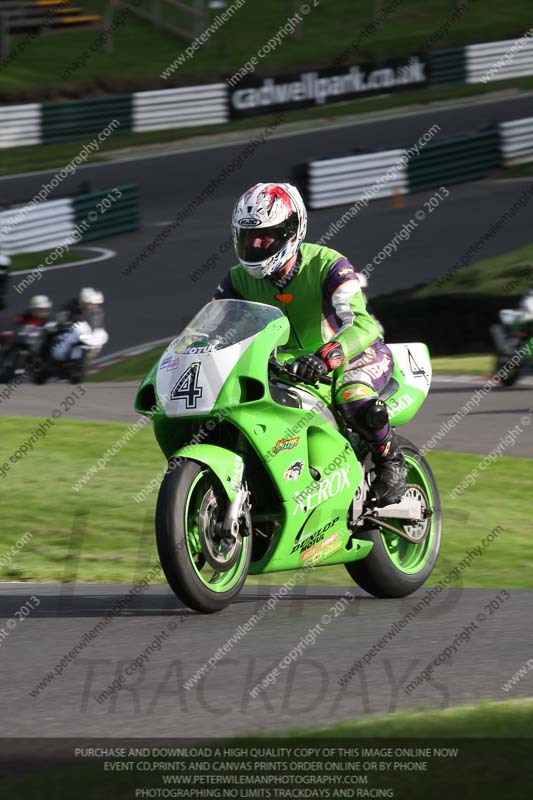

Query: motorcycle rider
left=48, top=287, right=108, bottom=361
left=493, top=285, right=533, bottom=358
left=12, top=295, right=52, bottom=328
left=1, top=294, right=51, bottom=364
left=518, top=286, right=533, bottom=323
left=213, top=182, right=406, bottom=507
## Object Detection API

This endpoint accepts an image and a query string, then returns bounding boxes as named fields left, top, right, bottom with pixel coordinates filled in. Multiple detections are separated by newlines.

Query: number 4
left=171, top=362, right=203, bottom=408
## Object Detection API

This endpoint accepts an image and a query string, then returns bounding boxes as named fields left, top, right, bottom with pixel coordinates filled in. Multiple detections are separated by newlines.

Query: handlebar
left=269, top=358, right=333, bottom=386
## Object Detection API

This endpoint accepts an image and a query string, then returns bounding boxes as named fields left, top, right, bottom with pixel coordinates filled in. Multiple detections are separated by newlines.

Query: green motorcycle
left=135, top=299, right=441, bottom=613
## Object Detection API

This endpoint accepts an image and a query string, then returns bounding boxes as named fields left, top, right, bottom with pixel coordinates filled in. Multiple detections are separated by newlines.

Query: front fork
left=221, top=431, right=251, bottom=540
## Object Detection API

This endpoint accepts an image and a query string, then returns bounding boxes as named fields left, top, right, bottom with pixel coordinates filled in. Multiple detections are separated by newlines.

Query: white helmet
left=80, top=287, right=104, bottom=306
left=232, top=182, right=307, bottom=279
left=0, top=254, right=11, bottom=268
left=79, top=287, right=96, bottom=305
left=29, top=295, right=52, bottom=318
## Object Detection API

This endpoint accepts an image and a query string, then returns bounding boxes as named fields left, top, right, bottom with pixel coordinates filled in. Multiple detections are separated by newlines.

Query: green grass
left=9, top=249, right=90, bottom=272
left=1, top=0, right=532, bottom=93
left=284, top=699, right=533, bottom=737
left=0, top=417, right=531, bottom=586
left=89, top=344, right=167, bottom=382
left=415, top=242, right=533, bottom=299
left=495, top=162, right=533, bottom=179
left=432, top=353, right=493, bottom=375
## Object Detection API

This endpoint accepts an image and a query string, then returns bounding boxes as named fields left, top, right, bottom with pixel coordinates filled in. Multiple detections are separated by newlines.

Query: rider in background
left=213, top=182, right=406, bottom=507
left=51, top=287, right=108, bottom=361
left=518, top=286, right=533, bottom=324
left=12, top=295, right=52, bottom=329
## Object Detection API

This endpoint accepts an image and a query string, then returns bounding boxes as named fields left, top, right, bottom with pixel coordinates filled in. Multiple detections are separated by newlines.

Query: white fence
left=500, top=116, right=533, bottom=167
left=133, top=83, right=228, bottom=132
left=306, top=149, right=408, bottom=209
left=0, top=199, right=76, bottom=255
left=466, top=35, right=533, bottom=84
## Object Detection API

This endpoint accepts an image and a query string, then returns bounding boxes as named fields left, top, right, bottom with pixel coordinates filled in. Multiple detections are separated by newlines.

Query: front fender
left=169, top=443, right=244, bottom=502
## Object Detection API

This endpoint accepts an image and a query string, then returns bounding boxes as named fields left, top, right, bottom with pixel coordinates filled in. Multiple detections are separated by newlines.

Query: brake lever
left=269, top=359, right=333, bottom=387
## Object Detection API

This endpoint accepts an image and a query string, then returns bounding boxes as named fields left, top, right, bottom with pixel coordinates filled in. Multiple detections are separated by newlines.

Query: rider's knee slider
left=354, top=398, right=389, bottom=431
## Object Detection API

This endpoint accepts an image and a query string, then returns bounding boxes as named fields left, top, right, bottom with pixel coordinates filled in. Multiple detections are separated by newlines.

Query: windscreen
left=170, top=299, right=283, bottom=353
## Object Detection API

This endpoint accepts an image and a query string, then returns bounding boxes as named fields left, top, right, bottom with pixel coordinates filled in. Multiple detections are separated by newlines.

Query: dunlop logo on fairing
left=290, top=516, right=340, bottom=553
left=292, top=466, right=351, bottom=515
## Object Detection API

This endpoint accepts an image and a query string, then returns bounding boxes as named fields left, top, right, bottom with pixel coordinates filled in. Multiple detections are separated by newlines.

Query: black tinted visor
left=236, top=213, right=298, bottom=263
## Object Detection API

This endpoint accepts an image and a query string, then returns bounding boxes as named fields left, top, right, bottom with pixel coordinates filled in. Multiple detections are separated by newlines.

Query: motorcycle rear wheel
left=156, top=459, right=251, bottom=613
left=345, top=436, right=441, bottom=598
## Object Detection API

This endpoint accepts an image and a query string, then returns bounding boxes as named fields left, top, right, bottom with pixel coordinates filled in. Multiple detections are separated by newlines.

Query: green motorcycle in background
left=135, top=299, right=441, bottom=613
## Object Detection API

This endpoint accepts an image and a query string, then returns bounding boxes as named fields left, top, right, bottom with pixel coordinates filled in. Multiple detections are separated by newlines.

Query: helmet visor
left=236, top=213, right=298, bottom=264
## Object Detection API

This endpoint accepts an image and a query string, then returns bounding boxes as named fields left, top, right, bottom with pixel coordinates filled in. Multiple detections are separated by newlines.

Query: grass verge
left=1, top=0, right=533, bottom=93
left=414, top=242, right=533, bottom=299
left=0, top=416, right=531, bottom=586
left=283, top=699, right=533, bottom=737
left=89, top=344, right=167, bottom=382
left=9, top=249, right=91, bottom=273
left=431, top=354, right=493, bottom=375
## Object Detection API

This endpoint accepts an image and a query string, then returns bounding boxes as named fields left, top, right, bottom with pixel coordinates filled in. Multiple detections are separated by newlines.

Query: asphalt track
left=1, top=93, right=533, bottom=353
left=2, top=582, right=531, bottom=737
left=1, top=377, right=532, bottom=456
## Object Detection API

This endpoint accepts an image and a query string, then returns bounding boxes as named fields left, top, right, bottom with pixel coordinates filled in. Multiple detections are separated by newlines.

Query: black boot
left=368, top=429, right=407, bottom=507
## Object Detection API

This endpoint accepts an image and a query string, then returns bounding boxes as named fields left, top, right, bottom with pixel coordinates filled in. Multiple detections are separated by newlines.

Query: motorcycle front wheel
left=156, top=459, right=251, bottom=613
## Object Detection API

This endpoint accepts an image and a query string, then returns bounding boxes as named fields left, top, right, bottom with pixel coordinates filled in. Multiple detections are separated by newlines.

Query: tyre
left=495, top=355, right=521, bottom=387
left=156, top=459, right=252, bottom=613
left=345, top=436, right=441, bottom=598
left=0, top=350, right=17, bottom=383
left=32, top=362, right=48, bottom=385
left=69, top=364, right=86, bottom=384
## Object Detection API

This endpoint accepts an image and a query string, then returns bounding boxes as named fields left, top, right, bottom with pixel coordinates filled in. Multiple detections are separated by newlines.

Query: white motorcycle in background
left=33, top=320, right=108, bottom=385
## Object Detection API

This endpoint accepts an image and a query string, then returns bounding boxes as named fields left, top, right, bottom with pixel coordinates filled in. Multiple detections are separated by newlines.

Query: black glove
left=288, top=353, right=328, bottom=384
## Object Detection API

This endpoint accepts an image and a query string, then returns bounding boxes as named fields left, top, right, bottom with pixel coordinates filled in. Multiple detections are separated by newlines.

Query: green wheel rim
left=378, top=455, right=437, bottom=574
left=183, top=470, right=249, bottom=593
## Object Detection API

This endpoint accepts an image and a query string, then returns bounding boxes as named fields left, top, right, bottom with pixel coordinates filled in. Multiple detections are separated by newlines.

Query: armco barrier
left=466, top=36, right=533, bottom=84
left=133, top=84, right=228, bottom=132
left=0, top=104, right=41, bottom=148
left=406, top=128, right=501, bottom=193
left=305, top=150, right=407, bottom=210
left=0, top=185, right=139, bottom=255
left=0, top=199, right=76, bottom=255
left=302, top=125, right=515, bottom=210
left=41, top=95, right=133, bottom=144
left=73, top=185, right=140, bottom=241
left=428, top=48, right=466, bottom=85
left=500, top=116, right=533, bottom=167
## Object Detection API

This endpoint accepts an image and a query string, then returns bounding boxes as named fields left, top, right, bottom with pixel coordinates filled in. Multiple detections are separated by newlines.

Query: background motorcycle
left=0, top=324, right=43, bottom=382
left=33, top=321, right=108, bottom=385
left=491, top=308, right=533, bottom=387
